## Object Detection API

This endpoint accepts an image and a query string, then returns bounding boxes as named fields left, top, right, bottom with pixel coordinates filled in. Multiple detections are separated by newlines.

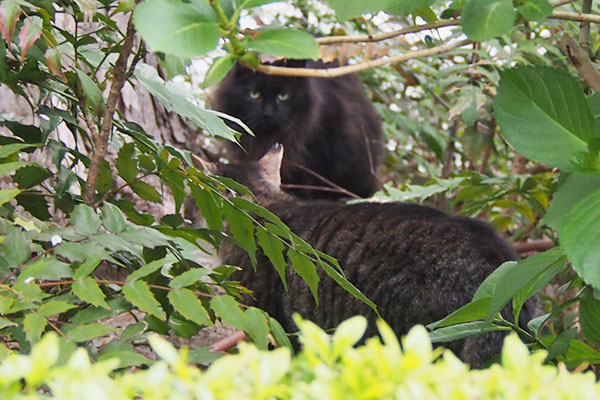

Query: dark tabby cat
left=212, top=59, right=383, bottom=198
left=199, top=145, right=529, bottom=367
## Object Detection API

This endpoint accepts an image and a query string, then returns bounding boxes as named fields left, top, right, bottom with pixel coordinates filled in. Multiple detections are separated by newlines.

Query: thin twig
left=285, top=161, right=361, bottom=198
left=246, top=39, right=472, bottom=78
left=551, top=0, right=578, bottom=7
left=317, top=20, right=460, bottom=44
left=83, top=11, right=138, bottom=206
left=550, top=10, right=600, bottom=24
left=580, top=0, right=592, bottom=55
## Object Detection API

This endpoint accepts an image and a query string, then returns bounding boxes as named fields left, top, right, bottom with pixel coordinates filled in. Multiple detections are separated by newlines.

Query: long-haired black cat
left=212, top=59, right=383, bottom=199
left=195, top=145, right=533, bottom=368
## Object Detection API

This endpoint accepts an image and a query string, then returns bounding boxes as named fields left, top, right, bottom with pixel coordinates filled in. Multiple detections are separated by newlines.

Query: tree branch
left=316, top=19, right=460, bottom=44
left=247, top=39, right=471, bottom=78
left=560, top=33, right=600, bottom=91
left=550, top=10, right=600, bottom=24
left=513, top=239, right=556, bottom=254
left=580, top=0, right=592, bottom=55
left=83, top=11, right=137, bottom=206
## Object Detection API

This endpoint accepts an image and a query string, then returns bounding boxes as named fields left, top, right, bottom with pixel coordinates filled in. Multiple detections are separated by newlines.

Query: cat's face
left=215, top=64, right=314, bottom=134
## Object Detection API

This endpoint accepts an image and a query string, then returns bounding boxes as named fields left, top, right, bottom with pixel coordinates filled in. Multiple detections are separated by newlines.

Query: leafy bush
left=1, top=316, right=598, bottom=399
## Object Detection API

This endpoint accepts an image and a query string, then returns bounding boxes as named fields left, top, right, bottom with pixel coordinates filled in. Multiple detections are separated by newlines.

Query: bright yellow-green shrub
left=1, top=316, right=598, bottom=399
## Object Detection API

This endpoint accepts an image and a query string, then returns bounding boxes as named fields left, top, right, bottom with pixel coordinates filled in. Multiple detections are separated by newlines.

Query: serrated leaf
left=4, top=227, right=30, bottom=266
left=126, top=257, right=172, bottom=282
left=461, top=0, right=515, bottom=41
left=134, top=63, right=239, bottom=141
left=131, top=181, right=162, bottom=203
left=73, top=277, right=110, bottom=310
left=256, top=228, right=287, bottom=289
left=133, top=0, right=219, bottom=58
left=545, top=328, right=578, bottom=362
left=0, top=296, right=15, bottom=314
left=244, top=307, right=269, bottom=349
left=287, top=250, right=320, bottom=304
left=168, top=288, right=213, bottom=326
left=169, top=268, right=212, bottom=289
left=0, top=0, right=20, bottom=44
left=559, top=188, right=600, bottom=287
left=23, top=313, right=47, bottom=344
left=57, top=243, right=106, bottom=265
left=18, top=15, right=42, bottom=62
left=246, top=28, right=319, bottom=60
left=116, top=143, right=137, bottom=183
left=71, top=204, right=102, bottom=236
left=580, top=291, right=600, bottom=346
left=428, top=321, right=501, bottom=343
left=76, top=68, right=105, bottom=115
left=38, top=300, right=77, bottom=317
left=203, top=54, right=237, bottom=88
left=190, top=185, right=224, bottom=232
left=223, top=203, right=257, bottom=266
left=494, top=67, right=598, bottom=172
left=19, top=256, right=72, bottom=282
left=210, top=295, right=248, bottom=332
left=120, top=322, right=146, bottom=341
left=65, top=323, right=117, bottom=342
left=123, top=281, right=166, bottom=320
left=518, top=0, right=552, bottom=22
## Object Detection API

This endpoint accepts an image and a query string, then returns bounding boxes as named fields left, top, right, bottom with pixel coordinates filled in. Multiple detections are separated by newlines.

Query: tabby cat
left=200, top=145, right=529, bottom=367
left=212, top=59, right=383, bottom=198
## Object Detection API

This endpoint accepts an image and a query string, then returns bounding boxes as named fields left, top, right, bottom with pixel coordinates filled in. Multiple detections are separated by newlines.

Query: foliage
left=1, top=0, right=600, bottom=379
left=1, top=316, right=599, bottom=399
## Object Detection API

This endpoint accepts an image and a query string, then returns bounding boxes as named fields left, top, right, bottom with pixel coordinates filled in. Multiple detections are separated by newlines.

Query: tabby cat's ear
left=259, top=143, right=284, bottom=186
left=190, top=153, right=218, bottom=175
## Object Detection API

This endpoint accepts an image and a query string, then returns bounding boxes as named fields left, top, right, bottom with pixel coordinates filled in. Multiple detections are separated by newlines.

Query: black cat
left=212, top=59, right=383, bottom=198
left=194, top=145, right=532, bottom=368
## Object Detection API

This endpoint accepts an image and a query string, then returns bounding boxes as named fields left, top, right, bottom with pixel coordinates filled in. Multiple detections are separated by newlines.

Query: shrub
left=1, top=315, right=597, bottom=399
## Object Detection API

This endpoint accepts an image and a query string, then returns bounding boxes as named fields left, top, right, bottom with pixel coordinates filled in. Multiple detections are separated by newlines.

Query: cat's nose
left=263, top=102, right=275, bottom=117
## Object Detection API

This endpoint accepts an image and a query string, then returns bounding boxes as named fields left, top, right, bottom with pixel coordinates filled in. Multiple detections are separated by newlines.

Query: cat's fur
left=208, top=146, right=528, bottom=367
left=212, top=60, right=383, bottom=198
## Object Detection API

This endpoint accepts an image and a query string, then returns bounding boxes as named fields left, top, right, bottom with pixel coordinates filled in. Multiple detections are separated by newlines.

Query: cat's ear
left=190, top=153, right=218, bottom=175
left=258, top=143, right=283, bottom=186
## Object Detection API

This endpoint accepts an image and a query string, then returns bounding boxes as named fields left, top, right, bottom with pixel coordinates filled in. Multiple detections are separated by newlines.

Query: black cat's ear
left=190, top=153, right=218, bottom=175
left=258, top=143, right=283, bottom=186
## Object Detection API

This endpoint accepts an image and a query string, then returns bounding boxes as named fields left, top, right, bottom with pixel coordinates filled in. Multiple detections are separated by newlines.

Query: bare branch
left=551, top=10, right=600, bottom=24
left=580, top=0, right=592, bottom=55
left=83, top=11, right=137, bottom=206
left=317, top=19, right=460, bottom=44
left=514, top=239, right=556, bottom=254
left=248, top=39, right=472, bottom=78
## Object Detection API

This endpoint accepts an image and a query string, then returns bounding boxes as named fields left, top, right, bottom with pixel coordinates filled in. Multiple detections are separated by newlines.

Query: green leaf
left=18, top=16, right=42, bottom=61
left=73, top=277, right=110, bottom=310
left=101, top=202, right=128, bottom=233
left=0, top=188, right=21, bottom=206
left=542, top=173, right=600, bottom=230
left=494, top=67, right=598, bottom=172
left=16, top=193, right=51, bottom=220
left=126, top=257, right=172, bottom=282
left=427, top=298, right=490, bottom=330
left=120, top=323, right=146, bottom=341
left=0, top=143, right=36, bottom=158
left=385, top=0, right=436, bottom=16
left=189, top=185, right=224, bottom=232
left=65, top=323, right=117, bottom=342
left=38, top=300, right=77, bottom=317
left=324, top=0, right=392, bottom=20
left=0, top=317, right=16, bottom=329
left=168, top=288, right=213, bottom=326
left=579, top=291, right=600, bottom=347
left=461, top=0, right=515, bottom=41
left=244, top=307, right=270, bottom=349
left=203, top=54, right=237, bottom=88
left=0, top=161, right=28, bottom=176
left=545, top=328, right=578, bottom=362
left=485, top=249, right=566, bottom=321
left=4, top=227, right=30, bottom=266
left=169, top=268, right=212, bottom=289
left=19, top=256, right=72, bottom=282
left=13, top=165, right=52, bottom=189
left=98, top=350, right=154, bottom=369
left=131, top=181, right=162, bottom=203
left=123, top=281, right=166, bottom=320
left=134, top=64, right=239, bottom=141
left=245, top=28, right=319, bottom=60
left=23, top=313, right=47, bottom=344
left=210, top=295, right=249, bottom=332
left=133, top=0, right=219, bottom=58
left=517, top=0, right=552, bottom=22
left=269, top=317, right=293, bottom=351
left=559, top=187, right=600, bottom=287
left=256, top=228, right=287, bottom=289
left=76, top=68, right=105, bottom=114
left=116, top=142, right=137, bottom=183
left=188, top=346, right=223, bottom=366
left=564, top=339, right=600, bottom=368
left=287, top=250, right=320, bottom=304
left=71, top=204, right=102, bottom=236
left=223, top=203, right=257, bottom=266
left=428, top=321, right=501, bottom=343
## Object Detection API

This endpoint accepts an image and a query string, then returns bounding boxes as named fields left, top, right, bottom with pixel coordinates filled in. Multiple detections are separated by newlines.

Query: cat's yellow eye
left=250, top=90, right=261, bottom=99
left=277, top=93, right=289, bottom=101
